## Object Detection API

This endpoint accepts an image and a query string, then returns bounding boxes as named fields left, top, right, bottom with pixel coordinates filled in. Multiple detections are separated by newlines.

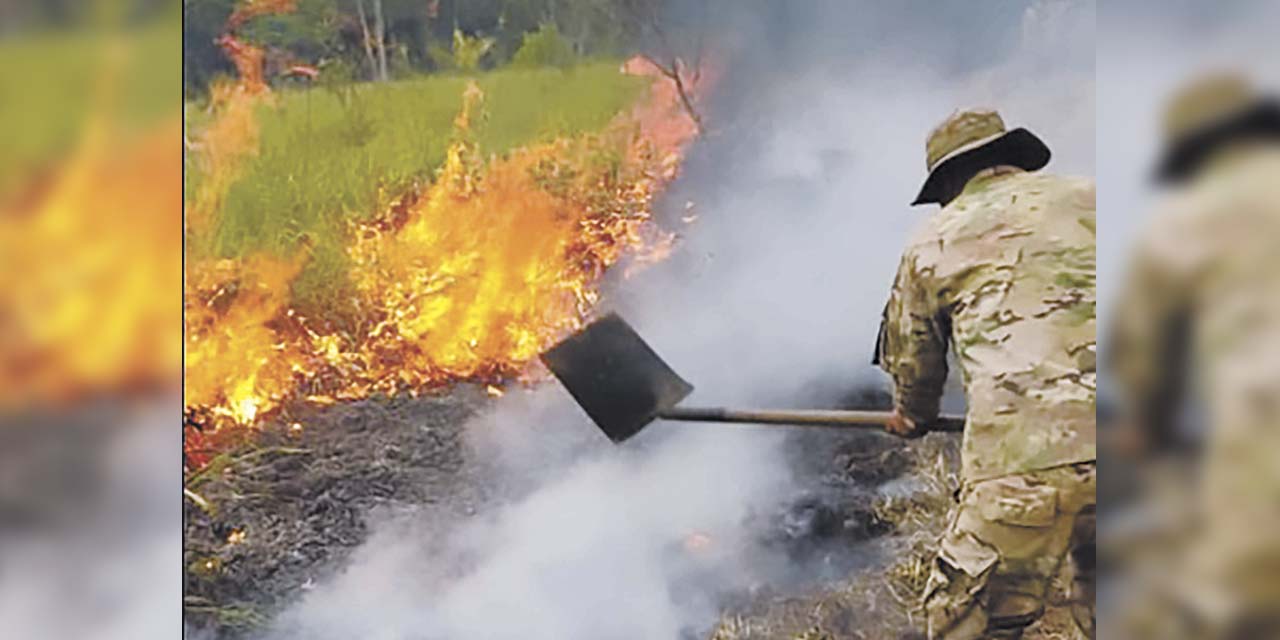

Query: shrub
left=452, top=29, right=495, bottom=72
left=428, top=30, right=496, bottom=72
left=426, top=41, right=455, bottom=71
left=510, top=24, right=576, bottom=69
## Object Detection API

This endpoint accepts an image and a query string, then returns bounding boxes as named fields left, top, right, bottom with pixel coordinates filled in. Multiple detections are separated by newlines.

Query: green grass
left=0, top=14, right=179, bottom=197
left=187, top=62, right=645, bottom=319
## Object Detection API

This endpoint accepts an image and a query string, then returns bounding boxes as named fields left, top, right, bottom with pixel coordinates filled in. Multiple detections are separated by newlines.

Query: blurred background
left=1099, top=0, right=1280, bottom=638
left=0, top=0, right=181, bottom=638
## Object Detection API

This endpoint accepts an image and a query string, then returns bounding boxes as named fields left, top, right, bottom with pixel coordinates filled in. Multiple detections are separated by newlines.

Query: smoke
left=619, top=0, right=1094, bottom=412
left=0, top=403, right=181, bottom=640
left=263, top=2, right=1094, bottom=638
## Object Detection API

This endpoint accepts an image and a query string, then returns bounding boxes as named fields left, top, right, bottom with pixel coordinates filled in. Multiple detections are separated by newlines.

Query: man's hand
left=885, top=411, right=927, bottom=438
left=1102, top=418, right=1151, bottom=459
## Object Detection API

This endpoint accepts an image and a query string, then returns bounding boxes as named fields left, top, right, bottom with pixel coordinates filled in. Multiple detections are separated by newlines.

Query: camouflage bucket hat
left=1155, top=72, right=1280, bottom=183
left=912, top=109, right=1051, bottom=206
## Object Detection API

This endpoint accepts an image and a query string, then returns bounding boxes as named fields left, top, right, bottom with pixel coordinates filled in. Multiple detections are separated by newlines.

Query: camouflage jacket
left=1110, top=147, right=1280, bottom=507
left=878, top=170, right=1097, bottom=481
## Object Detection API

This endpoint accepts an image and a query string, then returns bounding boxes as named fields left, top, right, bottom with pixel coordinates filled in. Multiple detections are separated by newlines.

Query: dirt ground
left=183, top=386, right=1084, bottom=639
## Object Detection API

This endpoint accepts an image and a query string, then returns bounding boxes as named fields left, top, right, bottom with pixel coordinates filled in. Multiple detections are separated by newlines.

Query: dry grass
left=707, top=435, right=1085, bottom=640
left=708, top=435, right=959, bottom=640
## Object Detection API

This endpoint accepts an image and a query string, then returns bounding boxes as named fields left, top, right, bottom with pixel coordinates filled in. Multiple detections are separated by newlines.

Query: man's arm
left=1108, top=234, right=1190, bottom=452
left=877, top=248, right=950, bottom=431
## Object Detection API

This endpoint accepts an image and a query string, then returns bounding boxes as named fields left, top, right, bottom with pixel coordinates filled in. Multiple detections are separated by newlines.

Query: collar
left=960, top=165, right=1025, bottom=196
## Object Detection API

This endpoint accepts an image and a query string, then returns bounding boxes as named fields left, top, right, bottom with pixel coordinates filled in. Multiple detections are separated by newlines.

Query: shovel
left=540, top=313, right=965, bottom=443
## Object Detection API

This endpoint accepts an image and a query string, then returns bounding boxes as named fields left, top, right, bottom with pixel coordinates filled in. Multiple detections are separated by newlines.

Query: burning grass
left=184, top=49, right=702, bottom=467
left=0, top=14, right=181, bottom=407
left=185, top=63, right=648, bottom=306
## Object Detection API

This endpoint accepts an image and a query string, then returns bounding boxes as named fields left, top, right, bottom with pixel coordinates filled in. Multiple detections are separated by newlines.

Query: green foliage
left=451, top=29, right=496, bottom=71
left=494, top=0, right=628, bottom=60
left=183, top=0, right=237, bottom=95
left=426, top=42, right=456, bottom=71
left=427, top=29, right=499, bottom=73
left=188, top=63, right=645, bottom=317
left=182, top=0, right=637, bottom=91
left=238, top=0, right=341, bottom=62
left=510, top=23, right=576, bottom=69
left=317, top=58, right=376, bottom=146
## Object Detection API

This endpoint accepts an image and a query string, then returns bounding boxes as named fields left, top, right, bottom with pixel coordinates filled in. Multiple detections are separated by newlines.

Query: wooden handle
left=657, top=406, right=965, bottom=433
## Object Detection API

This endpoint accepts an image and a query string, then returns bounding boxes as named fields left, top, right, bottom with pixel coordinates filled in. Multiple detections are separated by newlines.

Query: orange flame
left=187, top=0, right=291, bottom=235
left=0, top=119, right=182, bottom=406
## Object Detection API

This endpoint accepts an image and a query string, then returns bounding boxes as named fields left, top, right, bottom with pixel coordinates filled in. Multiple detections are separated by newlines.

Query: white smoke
left=264, top=2, right=1095, bottom=639
left=0, top=402, right=181, bottom=640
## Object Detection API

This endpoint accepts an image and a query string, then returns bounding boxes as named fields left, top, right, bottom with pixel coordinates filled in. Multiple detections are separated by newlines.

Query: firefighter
left=1109, top=72, right=1280, bottom=639
left=876, top=109, right=1097, bottom=639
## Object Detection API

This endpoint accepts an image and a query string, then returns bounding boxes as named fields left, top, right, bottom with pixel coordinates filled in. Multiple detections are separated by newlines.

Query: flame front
left=184, top=59, right=703, bottom=465
left=0, top=29, right=182, bottom=407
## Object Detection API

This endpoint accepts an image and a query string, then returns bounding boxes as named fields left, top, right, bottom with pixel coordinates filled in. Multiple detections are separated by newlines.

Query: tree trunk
left=354, top=0, right=378, bottom=80
left=373, top=0, right=389, bottom=82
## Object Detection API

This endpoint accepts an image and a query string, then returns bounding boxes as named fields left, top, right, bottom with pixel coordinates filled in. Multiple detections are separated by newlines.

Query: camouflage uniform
left=878, top=110, right=1097, bottom=639
left=1110, top=74, right=1280, bottom=638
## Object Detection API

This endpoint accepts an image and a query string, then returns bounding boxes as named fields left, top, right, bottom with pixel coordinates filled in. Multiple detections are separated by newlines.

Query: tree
left=373, top=0, right=388, bottom=80
left=352, top=0, right=378, bottom=79
left=510, top=23, right=575, bottom=68
left=183, top=0, right=238, bottom=95
left=238, top=0, right=342, bottom=63
left=351, top=0, right=390, bottom=81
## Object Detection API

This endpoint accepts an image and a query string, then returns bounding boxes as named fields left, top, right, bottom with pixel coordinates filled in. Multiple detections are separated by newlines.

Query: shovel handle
left=656, top=407, right=965, bottom=433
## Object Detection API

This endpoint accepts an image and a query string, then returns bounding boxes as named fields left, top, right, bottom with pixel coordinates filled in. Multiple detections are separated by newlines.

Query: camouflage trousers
left=924, top=462, right=1096, bottom=640
left=1112, top=466, right=1280, bottom=639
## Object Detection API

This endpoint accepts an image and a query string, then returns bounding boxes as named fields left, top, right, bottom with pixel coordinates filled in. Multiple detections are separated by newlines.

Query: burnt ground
left=711, top=432, right=1084, bottom=640
left=183, top=386, right=1079, bottom=640
left=183, top=387, right=494, bottom=636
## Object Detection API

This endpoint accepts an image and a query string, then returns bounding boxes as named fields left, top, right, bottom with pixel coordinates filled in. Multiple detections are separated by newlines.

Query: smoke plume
left=264, top=2, right=1095, bottom=638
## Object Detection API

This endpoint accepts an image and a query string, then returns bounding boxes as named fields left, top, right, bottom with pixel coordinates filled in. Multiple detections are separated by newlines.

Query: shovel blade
left=540, top=313, right=693, bottom=443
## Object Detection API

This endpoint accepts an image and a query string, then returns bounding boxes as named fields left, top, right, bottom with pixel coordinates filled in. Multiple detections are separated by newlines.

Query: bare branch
left=620, top=0, right=708, bottom=132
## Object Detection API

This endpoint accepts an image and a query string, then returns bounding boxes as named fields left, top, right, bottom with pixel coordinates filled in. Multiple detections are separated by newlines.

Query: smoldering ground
left=259, top=2, right=1094, bottom=639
